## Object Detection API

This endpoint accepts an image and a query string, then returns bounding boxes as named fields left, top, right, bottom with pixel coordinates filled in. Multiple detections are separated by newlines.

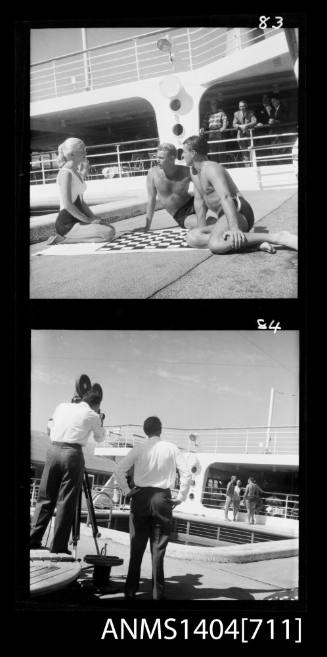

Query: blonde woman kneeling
left=52, top=138, right=115, bottom=244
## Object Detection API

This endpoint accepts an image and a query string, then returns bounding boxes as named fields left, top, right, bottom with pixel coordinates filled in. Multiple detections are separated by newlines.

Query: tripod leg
left=71, top=486, right=82, bottom=559
left=83, top=471, right=101, bottom=555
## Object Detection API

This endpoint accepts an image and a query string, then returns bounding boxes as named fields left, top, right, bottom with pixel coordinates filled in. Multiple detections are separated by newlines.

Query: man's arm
left=233, top=112, right=241, bottom=129
left=89, top=411, right=105, bottom=443
left=206, top=163, right=245, bottom=247
left=175, top=449, right=192, bottom=502
left=114, top=447, right=138, bottom=495
left=246, top=112, right=257, bottom=129
left=145, top=169, right=157, bottom=231
left=220, top=113, right=228, bottom=131
left=192, top=180, right=208, bottom=226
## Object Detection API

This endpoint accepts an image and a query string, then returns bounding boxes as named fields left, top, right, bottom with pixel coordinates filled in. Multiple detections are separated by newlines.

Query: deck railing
left=31, top=27, right=278, bottom=102
left=30, top=477, right=298, bottom=521
left=101, top=424, right=298, bottom=455
left=201, top=487, right=299, bottom=519
left=30, top=126, right=298, bottom=186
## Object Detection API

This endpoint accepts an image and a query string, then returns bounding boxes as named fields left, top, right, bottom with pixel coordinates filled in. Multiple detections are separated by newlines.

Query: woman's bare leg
left=62, top=223, right=116, bottom=244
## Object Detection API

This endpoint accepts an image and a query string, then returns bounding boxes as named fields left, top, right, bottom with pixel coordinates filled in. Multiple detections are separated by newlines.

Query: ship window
left=172, top=123, right=184, bottom=136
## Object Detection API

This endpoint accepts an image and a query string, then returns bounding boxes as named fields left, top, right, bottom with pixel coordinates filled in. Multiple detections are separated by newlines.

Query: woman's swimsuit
left=55, top=169, right=87, bottom=237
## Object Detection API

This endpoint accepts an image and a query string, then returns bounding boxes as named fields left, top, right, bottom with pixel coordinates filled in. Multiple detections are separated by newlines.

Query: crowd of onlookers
left=200, top=93, right=296, bottom=165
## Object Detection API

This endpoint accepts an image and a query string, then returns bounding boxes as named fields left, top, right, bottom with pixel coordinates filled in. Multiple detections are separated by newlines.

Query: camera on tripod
left=72, top=374, right=106, bottom=424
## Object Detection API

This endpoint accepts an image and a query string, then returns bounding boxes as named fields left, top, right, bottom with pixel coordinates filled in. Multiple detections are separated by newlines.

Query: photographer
left=30, top=387, right=105, bottom=554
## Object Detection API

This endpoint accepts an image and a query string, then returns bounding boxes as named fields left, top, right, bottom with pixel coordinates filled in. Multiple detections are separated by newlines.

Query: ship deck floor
left=26, top=523, right=298, bottom=604
left=30, top=188, right=298, bottom=299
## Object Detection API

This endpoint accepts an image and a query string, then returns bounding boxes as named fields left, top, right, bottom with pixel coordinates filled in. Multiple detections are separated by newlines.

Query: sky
left=31, top=330, right=299, bottom=432
left=31, top=28, right=167, bottom=63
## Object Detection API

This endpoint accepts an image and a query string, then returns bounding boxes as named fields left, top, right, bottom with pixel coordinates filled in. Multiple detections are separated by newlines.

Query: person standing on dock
left=115, top=416, right=192, bottom=600
left=30, top=388, right=105, bottom=554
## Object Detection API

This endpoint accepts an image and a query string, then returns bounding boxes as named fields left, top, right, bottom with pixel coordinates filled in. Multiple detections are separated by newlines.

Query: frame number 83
left=259, top=16, right=284, bottom=29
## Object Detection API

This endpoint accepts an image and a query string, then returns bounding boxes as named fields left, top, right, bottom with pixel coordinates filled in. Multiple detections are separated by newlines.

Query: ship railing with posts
left=202, top=122, right=298, bottom=168
left=30, top=477, right=299, bottom=522
left=31, top=27, right=279, bottom=102
left=30, top=127, right=298, bottom=186
left=202, top=487, right=299, bottom=519
left=101, top=424, right=298, bottom=455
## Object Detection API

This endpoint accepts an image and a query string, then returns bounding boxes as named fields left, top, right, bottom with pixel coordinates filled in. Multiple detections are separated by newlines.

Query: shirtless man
left=144, top=142, right=207, bottom=231
left=182, top=135, right=298, bottom=254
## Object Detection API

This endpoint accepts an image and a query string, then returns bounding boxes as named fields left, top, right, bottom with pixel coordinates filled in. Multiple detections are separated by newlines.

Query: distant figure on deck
left=233, top=100, right=257, bottom=164
left=224, top=475, right=237, bottom=520
left=144, top=142, right=208, bottom=231
left=243, top=477, right=260, bottom=524
left=233, top=480, right=243, bottom=521
left=182, top=135, right=298, bottom=254
left=49, top=138, right=115, bottom=245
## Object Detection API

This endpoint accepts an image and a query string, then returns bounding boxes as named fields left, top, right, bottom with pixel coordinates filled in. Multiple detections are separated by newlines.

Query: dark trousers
left=125, top=487, right=172, bottom=600
left=30, top=443, right=84, bottom=552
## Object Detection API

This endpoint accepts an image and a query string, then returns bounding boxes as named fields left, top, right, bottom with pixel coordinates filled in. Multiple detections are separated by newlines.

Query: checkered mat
left=34, top=228, right=207, bottom=255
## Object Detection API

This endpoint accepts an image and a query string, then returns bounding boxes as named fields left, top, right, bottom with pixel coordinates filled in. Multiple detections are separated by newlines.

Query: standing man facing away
left=182, top=135, right=298, bottom=254
left=115, top=416, right=192, bottom=600
left=243, top=477, right=260, bottom=525
left=30, top=388, right=105, bottom=554
left=144, top=142, right=208, bottom=231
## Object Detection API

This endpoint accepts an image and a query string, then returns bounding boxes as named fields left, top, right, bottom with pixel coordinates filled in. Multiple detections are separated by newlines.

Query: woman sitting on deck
left=49, top=138, right=115, bottom=244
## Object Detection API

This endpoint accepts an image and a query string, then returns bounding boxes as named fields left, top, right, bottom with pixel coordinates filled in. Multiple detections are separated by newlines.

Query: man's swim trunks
left=217, top=194, right=254, bottom=230
left=55, top=196, right=84, bottom=236
left=173, top=197, right=195, bottom=228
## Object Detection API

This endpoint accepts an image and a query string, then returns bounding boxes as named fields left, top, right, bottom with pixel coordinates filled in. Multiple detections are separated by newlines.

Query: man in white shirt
left=115, top=416, right=192, bottom=600
left=30, top=389, right=105, bottom=554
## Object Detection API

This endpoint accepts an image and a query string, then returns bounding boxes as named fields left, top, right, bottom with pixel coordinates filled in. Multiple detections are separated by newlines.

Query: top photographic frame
left=27, top=18, right=301, bottom=300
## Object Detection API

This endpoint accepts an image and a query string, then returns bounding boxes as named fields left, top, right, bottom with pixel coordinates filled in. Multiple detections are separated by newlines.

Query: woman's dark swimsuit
left=55, top=196, right=84, bottom=237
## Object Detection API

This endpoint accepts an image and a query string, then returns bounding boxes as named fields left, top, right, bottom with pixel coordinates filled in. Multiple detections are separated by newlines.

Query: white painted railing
left=101, top=424, right=299, bottom=456
left=30, top=127, right=298, bottom=186
left=31, top=27, right=278, bottom=102
left=202, top=487, right=299, bottom=519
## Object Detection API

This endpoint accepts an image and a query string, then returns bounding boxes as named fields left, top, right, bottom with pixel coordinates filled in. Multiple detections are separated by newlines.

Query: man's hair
left=271, top=94, right=280, bottom=101
left=143, top=416, right=162, bottom=437
left=239, top=99, right=247, bottom=104
left=157, top=143, right=177, bottom=157
left=83, top=389, right=102, bottom=408
left=183, top=135, right=208, bottom=156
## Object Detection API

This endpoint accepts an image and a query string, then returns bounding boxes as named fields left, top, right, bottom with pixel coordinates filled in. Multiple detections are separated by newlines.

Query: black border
left=13, top=12, right=308, bottom=645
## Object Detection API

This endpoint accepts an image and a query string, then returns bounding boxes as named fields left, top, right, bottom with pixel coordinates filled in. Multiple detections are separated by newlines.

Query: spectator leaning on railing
left=232, top=100, right=257, bottom=164
left=200, top=99, right=229, bottom=162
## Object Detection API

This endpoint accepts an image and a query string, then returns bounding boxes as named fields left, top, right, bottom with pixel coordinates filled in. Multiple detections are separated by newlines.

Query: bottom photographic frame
left=22, top=329, right=302, bottom=639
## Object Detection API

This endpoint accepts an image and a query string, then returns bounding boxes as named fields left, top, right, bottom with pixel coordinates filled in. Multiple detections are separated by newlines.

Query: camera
left=72, top=374, right=105, bottom=424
